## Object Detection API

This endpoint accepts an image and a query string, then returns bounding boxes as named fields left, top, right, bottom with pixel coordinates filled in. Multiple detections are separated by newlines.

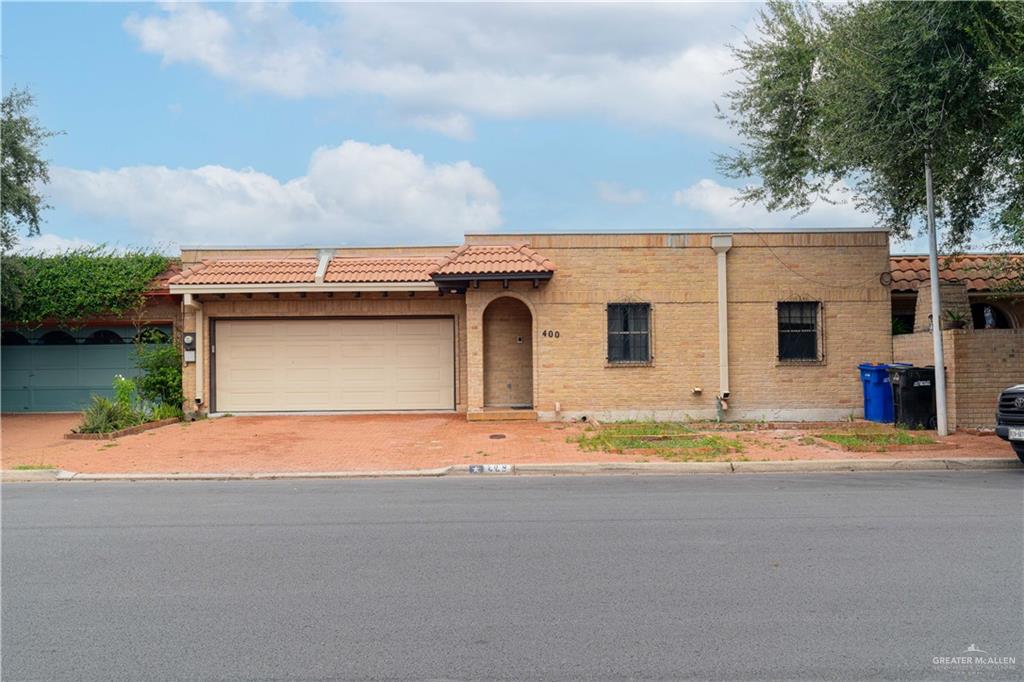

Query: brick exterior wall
left=181, top=230, right=892, bottom=421
left=913, top=283, right=973, bottom=332
left=952, top=330, right=1024, bottom=428
left=462, top=231, right=891, bottom=421
left=483, top=297, right=533, bottom=407
left=893, top=329, right=1024, bottom=429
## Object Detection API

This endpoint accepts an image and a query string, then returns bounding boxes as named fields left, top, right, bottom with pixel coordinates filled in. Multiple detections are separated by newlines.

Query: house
left=890, top=253, right=1024, bottom=429
left=0, top=265, right=181, bottom=412
left=890, top=254, right=1023, bottom=331
left=168, top=229, right=892, bottom=421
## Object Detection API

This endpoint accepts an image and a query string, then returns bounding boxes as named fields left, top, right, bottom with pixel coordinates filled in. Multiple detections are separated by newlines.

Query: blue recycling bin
left=858, top=363, right=899, bottom=423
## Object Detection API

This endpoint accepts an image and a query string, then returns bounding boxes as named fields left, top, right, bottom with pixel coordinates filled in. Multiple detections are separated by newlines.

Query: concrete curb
left=2, top=458, right=1018, bottom=482
left=1, top=468, right=65, bottom=482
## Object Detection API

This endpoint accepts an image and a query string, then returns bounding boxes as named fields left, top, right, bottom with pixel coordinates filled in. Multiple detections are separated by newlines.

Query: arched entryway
left=971, top=302, right=1015, bottom=329
left=483, top=296, right=533, bottom=408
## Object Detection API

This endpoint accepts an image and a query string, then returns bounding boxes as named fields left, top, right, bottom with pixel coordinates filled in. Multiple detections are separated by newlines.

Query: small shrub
left=149, top=402, right=183, bottom=421
left=76, top=374, right=183, bottom=434
left=135, top=341, right=183, bottom=407
left=77, top=395, right=144, bottom=434
left=113, top=374, right=137, bottom=408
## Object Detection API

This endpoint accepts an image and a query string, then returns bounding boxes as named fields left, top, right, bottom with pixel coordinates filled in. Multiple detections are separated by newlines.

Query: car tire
left=1014, top=444, right=1024, bottom=464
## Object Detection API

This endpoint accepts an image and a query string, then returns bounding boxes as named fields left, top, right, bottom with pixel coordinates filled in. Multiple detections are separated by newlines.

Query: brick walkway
left=1, top=413, right=1015, bottom=474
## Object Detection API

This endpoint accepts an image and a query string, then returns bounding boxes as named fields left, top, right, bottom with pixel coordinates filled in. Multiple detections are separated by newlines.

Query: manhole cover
left=489, top=434, right=507, bottom=440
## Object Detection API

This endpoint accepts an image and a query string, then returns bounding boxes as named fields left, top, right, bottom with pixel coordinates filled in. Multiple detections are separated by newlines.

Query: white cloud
left=48, top=141, right=501, bottom=246
left=13, top=233, right=98, bottom=255
left=123, top=3, right=751, bottom=138
left=408, top=113, right=475, bottom=141
left=596, top=181, right=647, bottom=205
left=672, top=179, right=877, bottom=229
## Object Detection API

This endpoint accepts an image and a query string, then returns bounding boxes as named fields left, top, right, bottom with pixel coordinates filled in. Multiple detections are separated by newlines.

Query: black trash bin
left=888, top=366, right=938, bottom=429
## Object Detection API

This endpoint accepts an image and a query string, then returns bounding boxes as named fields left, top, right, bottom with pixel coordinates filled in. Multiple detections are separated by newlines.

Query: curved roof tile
left=434, top=243, right=555, bottom=276
left=890, top=254, right=1022, bottom=292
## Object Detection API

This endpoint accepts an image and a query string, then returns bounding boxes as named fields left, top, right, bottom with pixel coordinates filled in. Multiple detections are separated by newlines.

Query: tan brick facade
left=179, top=230, right=893, bottom=421
left=913, top=283, right=973, bottom=332
left=894, top=329, right=1024, bottom=429
left=482, top=297, right=533, bottom=407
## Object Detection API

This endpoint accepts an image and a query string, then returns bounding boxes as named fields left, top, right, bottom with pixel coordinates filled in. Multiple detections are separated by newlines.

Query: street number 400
left=542, top=329, right=561, bottom=338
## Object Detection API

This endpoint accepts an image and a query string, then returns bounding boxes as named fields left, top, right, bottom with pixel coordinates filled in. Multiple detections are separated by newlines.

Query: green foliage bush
left=1, top=247, right=170, bottom=326
left=76, top=374, right=182, bottom=434
left=135, top=341, right=183, bottom=408
left=149, top=402, right=184, bottom=421
left=77, top=395, right=145, bottom=434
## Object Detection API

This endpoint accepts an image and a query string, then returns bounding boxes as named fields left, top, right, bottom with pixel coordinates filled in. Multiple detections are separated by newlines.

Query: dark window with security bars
left=777, top=302, right=821, bottom=361
left=607, top=303, right=651, bottom=363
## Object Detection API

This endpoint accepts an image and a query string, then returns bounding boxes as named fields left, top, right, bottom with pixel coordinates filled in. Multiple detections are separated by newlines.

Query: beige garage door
left=214, top=318, right=455, bottom=412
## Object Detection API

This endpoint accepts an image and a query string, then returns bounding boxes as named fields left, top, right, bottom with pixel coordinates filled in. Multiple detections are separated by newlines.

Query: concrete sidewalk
left=3, top=457, right=1019, bottom=482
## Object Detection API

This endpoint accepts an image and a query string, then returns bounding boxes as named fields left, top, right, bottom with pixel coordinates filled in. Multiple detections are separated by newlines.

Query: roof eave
left=168, top=282, right=438, bottom=294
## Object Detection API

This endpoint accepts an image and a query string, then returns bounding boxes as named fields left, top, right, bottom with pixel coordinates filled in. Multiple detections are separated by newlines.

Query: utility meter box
left=183, top=333, right=197, bottom=363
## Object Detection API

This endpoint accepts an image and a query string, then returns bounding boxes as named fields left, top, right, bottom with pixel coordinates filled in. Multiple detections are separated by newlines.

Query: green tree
left=1, top=88, right=61, bottom=251
left=717, top=1, right=1024, bottom=250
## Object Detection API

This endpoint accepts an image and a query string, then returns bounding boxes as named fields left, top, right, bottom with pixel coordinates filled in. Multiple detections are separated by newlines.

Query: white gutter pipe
left=183, top=293, right=204, bottom=407
left=711, top=235, right=733, bottom=417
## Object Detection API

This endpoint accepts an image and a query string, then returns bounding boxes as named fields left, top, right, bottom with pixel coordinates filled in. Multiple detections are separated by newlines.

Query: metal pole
left=925, top=154, right=948, bottom=436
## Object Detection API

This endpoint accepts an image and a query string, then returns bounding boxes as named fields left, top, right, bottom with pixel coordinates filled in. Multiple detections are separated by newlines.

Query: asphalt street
left=3, top=472, right=1022, bottom=681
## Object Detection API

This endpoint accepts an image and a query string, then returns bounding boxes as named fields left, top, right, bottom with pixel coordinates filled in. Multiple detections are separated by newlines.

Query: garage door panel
left=333, top=347, right=388, bottom=363
left=2, top=328, right=171, bottom=412
left=335, top=320, right=390, bottom=338
left=31, top=368, right=83, bottom=388
left=335, top=367, right=387, bottom=382
left=216, top=318, right=454, bottom=412
left=285, top=369, right=331, bottom=384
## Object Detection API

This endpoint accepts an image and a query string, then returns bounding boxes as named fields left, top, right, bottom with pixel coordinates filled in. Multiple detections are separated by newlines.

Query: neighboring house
left=890, top=254, right=1023, bottom=332
left=890, top=253, right=1023, bottom=430
left=0, top=266, right=182, bottom=412
left=168, top=229, right=892, bottom=421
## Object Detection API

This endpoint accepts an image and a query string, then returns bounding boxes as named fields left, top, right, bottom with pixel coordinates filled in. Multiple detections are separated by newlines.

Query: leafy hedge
left=1, top=247, right=170, bottom=326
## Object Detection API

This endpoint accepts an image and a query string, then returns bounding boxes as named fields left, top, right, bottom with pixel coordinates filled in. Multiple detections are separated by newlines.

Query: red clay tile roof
left=169, top=259, right=318, bottom=285
left=433, top=243, right=555, bottom=276
left=324, top=257, right=439, bottom=283
left=169, top=244, right=557, bottom=287
left=890, top=254, right=1023, bottom=292
left=145, top=263, right=183, bottom=294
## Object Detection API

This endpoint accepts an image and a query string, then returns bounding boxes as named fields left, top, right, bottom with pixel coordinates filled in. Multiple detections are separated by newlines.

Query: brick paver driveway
left=0, top=413, right=626, bottom=473
left=2, top=413, right=1013, bottom=474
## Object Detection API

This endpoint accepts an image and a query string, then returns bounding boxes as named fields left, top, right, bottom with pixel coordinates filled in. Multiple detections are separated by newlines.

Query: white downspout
left=711, top=235, right=733, bottom=418
left=184, top=293, right=204, bottom=408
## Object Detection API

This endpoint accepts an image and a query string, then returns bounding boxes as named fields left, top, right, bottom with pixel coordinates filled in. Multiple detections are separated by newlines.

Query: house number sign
left=542, top=329, right=561, bottom=338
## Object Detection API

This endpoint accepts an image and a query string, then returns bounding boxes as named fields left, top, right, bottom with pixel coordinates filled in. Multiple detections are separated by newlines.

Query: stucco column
left=465, top=290, right=486, bottom=413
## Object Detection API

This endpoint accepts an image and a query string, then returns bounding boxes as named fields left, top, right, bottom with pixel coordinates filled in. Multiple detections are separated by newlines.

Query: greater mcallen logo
left=933, top=644, right=1017, bottom=669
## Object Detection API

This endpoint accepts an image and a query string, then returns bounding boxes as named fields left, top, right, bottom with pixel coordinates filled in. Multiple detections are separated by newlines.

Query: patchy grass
left=11, top=464, right=57, bottom=470
left=817, top=430, right=936, bottom=448
left=573, top=422, right=742, bottom=460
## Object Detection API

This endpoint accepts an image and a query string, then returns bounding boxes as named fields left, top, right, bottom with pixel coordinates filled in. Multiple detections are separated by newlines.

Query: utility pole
left=925, top=154, right=948, bottom=436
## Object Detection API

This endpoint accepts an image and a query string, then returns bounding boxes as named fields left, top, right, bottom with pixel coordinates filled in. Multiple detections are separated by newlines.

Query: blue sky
left=4, top=2, right=930, bottom=254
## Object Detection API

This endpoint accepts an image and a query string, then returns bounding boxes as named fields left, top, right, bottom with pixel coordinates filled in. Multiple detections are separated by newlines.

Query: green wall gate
left=1, top=326, right=171, bottom=413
